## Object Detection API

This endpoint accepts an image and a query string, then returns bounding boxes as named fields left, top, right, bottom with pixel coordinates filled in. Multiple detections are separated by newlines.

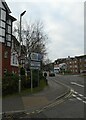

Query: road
left=30, top=74, right=85, bottom=118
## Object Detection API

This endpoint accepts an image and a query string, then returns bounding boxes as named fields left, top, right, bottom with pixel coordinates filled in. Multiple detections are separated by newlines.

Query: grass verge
left=3, top=79, right=47, bottom=98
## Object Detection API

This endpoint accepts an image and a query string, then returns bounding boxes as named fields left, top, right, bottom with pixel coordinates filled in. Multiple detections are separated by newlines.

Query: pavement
left=2, top=77, right=71, bottom=119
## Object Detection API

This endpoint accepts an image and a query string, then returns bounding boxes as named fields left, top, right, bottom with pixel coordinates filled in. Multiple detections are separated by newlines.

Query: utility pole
left=19, top=10, right=26, bottom=93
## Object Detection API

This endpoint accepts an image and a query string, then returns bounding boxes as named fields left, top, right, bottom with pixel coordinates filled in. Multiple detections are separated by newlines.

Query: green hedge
left=2, top=73, right=19, bottom=95
left=2, top=70, right=46, bottom=96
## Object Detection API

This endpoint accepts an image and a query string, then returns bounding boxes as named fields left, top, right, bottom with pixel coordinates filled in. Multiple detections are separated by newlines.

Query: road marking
left=74, top=91, right=78, bottom=94
left=83, top=101, right=86, bottom=104
left=73, top=91, right=86, bottom=99
left=76, top=97, right=82, bottom=101
left=79, top=94, right=83, bottom=97
left=72, top=94, right=76, bottom=97
left=84, top=97, right=86, bottom=99
left=72, top=90, right=86, bottom=104
left=71, top=82, right=84, bottom=88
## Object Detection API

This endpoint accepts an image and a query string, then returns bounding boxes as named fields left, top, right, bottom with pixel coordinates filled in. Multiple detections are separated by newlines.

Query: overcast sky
left=6, top=0, right=85, bottom=62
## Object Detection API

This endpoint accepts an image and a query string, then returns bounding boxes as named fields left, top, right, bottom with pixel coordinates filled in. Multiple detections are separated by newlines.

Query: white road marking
left=76, top=97, right=82, bottom=101
left=72, top=94, right=77, bottom=97
left=74, top=91, right=86, bottom=99
left=83, top=101, right=86, bottom=104
left=74, top=91, right=78, bottom=94
left=79, top=94, right=83, bottom=97
left=72, top=91, right=86, bottom=104
left=71, top=82, right=84, bottom=88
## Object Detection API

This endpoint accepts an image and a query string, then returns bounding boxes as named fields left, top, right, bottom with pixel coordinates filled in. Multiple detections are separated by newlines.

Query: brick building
left=0, top=1, right=19, bottom=77
left=54, top=55, right=86, bottom=74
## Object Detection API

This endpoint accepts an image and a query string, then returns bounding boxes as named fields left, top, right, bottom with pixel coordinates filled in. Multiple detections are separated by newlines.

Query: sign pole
left=31, top=69, right=33, bottom=92
left=38, top=69, right=39, bottom=87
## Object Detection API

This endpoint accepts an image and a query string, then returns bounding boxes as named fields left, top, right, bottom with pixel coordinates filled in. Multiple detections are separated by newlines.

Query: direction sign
left=30, top=61, right=40, bottom=67
left=30, top=66, right=40, bottom=70
left=29, top=52, right=42, bottom=61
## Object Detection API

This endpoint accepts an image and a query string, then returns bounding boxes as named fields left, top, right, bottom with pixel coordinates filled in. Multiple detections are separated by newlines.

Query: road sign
left=29, top=52, right=42, bottom=61
left=30, top=66, right=40, bottom=70
left=30, top=61, right=40, bottom=67
left=30, top=61, right=40, bottom=70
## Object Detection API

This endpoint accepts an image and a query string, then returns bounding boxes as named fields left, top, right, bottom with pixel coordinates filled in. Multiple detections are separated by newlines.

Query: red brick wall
left=2, top=43, right=11, bottom=76
left=11, top=66, right=19, bottom=74
left=2, top=43, right=19, bottom=76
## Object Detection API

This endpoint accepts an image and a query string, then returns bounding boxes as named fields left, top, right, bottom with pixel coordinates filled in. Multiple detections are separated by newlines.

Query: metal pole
left=31, top=69, right=33, bottom=92
left=18, top=11, right=26, bottom=93
left=38, top=69, right=39, bottom=87
left=19, top=15, right=21, bottom=93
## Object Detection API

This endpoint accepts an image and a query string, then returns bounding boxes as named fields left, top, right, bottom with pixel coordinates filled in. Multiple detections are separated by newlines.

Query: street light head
left=21, top=10, right=26, bottom=16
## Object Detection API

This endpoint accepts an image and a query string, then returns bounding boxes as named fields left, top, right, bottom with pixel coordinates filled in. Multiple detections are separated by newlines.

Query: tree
left=13, top=20, right=48, bottom=72
left=13, top=20, right=47, bottom=60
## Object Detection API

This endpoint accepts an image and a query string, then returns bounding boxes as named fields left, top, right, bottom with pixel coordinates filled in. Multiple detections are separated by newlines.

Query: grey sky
left=6, top=0, right=85, bottom=62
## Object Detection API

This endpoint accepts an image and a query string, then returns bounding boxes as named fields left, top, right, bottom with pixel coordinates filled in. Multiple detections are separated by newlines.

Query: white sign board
left=30, top=61, right=40, bottom=67
left=30, top=66, right=40, bottom=70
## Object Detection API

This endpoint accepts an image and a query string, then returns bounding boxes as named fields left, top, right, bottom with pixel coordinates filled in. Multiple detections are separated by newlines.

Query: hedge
left=2, top=70, right=46, bottom=96
left=2, top=73, right=19, bottom=95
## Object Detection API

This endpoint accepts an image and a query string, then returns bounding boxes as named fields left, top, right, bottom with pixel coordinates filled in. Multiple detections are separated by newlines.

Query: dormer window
left=7, top=19, right=11, bottom=25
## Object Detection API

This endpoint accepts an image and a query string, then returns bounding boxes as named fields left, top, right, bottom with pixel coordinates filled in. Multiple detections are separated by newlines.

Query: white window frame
left=11, top=52, right=19, bottom=67
left=1, top=9, right=6, bottom=21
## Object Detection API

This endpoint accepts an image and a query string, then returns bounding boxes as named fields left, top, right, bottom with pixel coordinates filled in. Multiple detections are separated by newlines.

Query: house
left=11, top=35, right=19, bottom=74
left=0, top=0, right=19, bottom=77
left=66, top=57, right=79, bottom=73
left=75, top=55, right=86, bottom=73
left=54, top=55, right=86, bottom=74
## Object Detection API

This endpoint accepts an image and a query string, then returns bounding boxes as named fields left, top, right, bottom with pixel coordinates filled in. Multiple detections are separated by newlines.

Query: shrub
left=20, top=67, right=25, bottom=75
left=2, top=73, right=19, bottom=96
left=21, top=75, right=31, bottom=90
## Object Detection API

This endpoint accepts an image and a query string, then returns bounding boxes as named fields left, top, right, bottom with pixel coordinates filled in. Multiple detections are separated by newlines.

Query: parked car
left=49, top=71, right=55, bottom=77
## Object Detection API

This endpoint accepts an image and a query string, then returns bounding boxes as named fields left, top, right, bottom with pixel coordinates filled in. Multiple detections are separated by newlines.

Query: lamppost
left=19, top=10, right=26, bottom=93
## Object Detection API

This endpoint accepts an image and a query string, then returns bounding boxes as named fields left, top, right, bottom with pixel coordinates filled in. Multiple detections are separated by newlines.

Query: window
left=75, top=61, right=77, bottom=63
left=0, top=36, right=4, bottom=42
left=6, top=34, right=11, bottom=41
left=80, top=59, right=81, bottom=62
left=7, top=42, right=11, bottom=47
left=7, top=19, right=11, bottom=25
left=0, top=21, right=5, bottom=28
left=4, top=51, right=8, bottom=58
left=0, top=28, right=5, bottom=36
left=6, top=25, right=11, bottom=34
left=12, top=53, right=18, bottom=65
left=1, top=9, right=6, bottom=21
left=75, top=65, right=77, bottom=68
left=4, top=69, right=7, bottom=74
